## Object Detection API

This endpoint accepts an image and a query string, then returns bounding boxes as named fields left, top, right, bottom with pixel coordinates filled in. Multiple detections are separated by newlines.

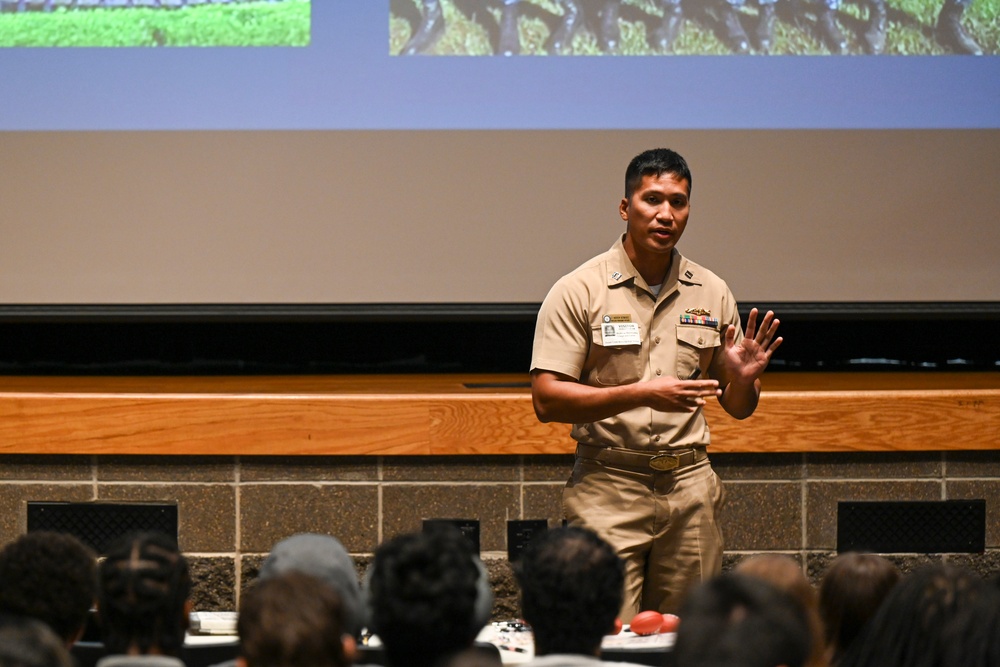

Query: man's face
left=620, top=171, right=690, bottom=262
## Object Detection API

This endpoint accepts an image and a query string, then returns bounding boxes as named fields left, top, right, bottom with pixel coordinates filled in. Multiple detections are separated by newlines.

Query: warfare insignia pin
left=681, top=308, right=719, bottom=328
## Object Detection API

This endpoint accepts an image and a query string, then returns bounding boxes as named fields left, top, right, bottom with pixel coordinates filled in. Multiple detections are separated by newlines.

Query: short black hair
left=97, top=531, right=191, bottom=656
left=514, top=526, right=623, bottom=656
left=367, top=527, right=486, bottom=667
left=674, top=573, right=811, bottom=667
left=624, top=148, right=692, bottom=199
left=0, top=531, right=97, bottom=645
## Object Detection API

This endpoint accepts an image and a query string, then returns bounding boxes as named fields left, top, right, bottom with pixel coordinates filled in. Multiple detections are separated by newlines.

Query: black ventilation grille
left=27, top=502, right=178, bottom=555
left=837, top=500, right=985, bottom=554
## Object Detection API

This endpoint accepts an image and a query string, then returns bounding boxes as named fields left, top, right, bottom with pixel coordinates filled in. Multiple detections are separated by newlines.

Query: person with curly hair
left=0, top=531, right=97, bottom=648
left=365, top=526, right=494, bottom=667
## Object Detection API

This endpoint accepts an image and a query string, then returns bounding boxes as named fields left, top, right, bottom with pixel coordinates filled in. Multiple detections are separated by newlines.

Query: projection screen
left=1, top=1, right=998, bottom=311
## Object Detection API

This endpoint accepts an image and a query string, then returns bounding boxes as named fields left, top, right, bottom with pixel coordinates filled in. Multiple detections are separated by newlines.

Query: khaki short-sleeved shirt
left=530, top=236, right=743, bottom=452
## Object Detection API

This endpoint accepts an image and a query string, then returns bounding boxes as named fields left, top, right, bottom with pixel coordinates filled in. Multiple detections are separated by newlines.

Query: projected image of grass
left=0, top=0, right=310, bottom=47
left=390, top=0, right=997, bottom=55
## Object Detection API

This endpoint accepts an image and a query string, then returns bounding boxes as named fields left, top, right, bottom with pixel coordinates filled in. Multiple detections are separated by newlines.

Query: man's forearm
left=531, top=372, right=646, bottom=424
left=718, top=379, right=760, bottom=420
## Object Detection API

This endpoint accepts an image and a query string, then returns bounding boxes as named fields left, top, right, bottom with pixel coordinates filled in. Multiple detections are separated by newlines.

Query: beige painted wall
left=2, top=130, right=998, bottom=305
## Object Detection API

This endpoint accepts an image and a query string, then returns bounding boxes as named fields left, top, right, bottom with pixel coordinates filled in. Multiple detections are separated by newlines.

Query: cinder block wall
left=2, top=451, right=998, bottom=618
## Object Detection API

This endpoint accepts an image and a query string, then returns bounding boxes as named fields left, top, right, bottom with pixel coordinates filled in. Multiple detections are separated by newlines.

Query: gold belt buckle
left=648, top=454, right=680, bottom=471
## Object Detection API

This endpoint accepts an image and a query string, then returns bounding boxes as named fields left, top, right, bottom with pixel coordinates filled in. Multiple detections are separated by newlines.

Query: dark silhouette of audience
left=256, top=533, right=366, bottom=639
left=673, top=572, right=812, bottom=667
left=364, top=526, right=495, bottom=667
left=0, top=531, right=97, bottom=648
left=96, top=531, right=192, bottom=664
left=837, top=563, right=1000, bottom=667
left=9, top=525, right=1000, bottom=667
left=513, top=525, right=629, bottom=663
left=735, top=554, right=828, bottom=667
left=0, top=614, right=74, bottom=667
left=237, top=571, right=356, bottom=667
left=817, top=552, right=899, bottom=666
left=938, top=572, right=1000, bottom=667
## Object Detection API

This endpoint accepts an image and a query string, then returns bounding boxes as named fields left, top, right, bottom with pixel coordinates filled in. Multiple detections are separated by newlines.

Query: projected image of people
left=0, top=0, right=311, bottom=47
left=389, top=0, right=996, bottom=55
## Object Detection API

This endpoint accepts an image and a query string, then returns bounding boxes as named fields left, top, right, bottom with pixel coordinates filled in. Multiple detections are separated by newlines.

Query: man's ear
left=342, top=634, right=358, bottom=665
left=619, top=197, right=630, bottom=221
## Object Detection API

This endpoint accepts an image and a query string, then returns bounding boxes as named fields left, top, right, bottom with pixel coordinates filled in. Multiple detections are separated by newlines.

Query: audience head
left=238, top=570, right=356, bottom=667
left=514, top=525, right=624, bottom=657
left=365, top=526, right=493, bottom=667
left=837, top=562, right=993, bottom=667
left=258, top=533, right=366, bottom=638
left=735, top=554, right=826, bottom=667
left=674, top=572, right=812, bottom=667
left=938, top=575, right=1000, bottom=667
left=625, top=148, right=692, bottom=199
left=818, top=552, right=900, bottom=664
left=0, top=531, right=97, bottom=647
left=0, top=615, right=74, bottom=667
left=97, top=531, right=192, bottom=656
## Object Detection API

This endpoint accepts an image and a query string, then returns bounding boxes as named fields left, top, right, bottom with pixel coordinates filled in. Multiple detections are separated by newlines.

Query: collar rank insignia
left=681, top=308, right=718, bottom=328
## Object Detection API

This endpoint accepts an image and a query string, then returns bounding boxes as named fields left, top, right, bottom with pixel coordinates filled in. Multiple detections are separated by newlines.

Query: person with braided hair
left=96, top=532, right=192, bottom=666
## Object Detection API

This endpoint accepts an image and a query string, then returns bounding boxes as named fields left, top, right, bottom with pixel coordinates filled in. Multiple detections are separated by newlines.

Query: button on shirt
left=530, top=236, right=743, bottom=452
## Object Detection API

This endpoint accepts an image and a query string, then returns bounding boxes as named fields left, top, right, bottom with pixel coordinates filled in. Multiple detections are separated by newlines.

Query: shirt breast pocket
left=589, top=326, right=643, bottom=386
left=675, top=325, right=721, bottom=379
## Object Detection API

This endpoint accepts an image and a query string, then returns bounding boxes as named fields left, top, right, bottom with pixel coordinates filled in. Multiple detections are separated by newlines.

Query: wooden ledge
left=1, top=373, right=998, bottom=456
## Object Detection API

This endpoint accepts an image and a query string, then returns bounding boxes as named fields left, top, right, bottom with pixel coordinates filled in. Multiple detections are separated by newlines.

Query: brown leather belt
left=576, top=443, right=708, bottom=473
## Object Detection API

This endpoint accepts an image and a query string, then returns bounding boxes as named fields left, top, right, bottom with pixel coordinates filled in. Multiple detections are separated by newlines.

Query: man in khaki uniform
left=530, top=148, right=782, bottom=621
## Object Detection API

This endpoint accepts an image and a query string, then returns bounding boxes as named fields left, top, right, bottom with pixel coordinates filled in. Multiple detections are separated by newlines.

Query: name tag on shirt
left=601, top=321, right=641, bottom=346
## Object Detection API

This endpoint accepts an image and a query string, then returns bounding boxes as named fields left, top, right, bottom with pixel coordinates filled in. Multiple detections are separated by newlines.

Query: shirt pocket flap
left=675, top=324, right=721, bottom=349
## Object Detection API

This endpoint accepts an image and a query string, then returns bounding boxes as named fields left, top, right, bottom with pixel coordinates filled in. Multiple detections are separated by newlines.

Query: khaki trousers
left=563, top=455, right=725, bottom=622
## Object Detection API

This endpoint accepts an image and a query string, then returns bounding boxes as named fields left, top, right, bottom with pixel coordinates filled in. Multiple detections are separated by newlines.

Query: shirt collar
left=607, top=235, right=699, bottom=292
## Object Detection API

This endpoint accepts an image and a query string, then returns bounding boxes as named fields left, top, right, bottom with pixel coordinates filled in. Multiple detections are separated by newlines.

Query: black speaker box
left=837, top=499, right=985, bottom=554
left=27, top=501, right=179, bottom=555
